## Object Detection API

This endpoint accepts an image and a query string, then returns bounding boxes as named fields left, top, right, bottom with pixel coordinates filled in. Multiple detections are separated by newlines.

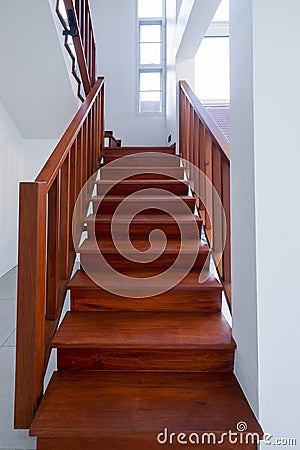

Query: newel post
left=14, top=182, right=47, bottom=428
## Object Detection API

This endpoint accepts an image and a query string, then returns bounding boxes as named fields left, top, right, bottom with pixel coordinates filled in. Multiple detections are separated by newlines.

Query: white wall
left=0, top=101, right=57, bottom=278
left=89, top=0, right=167, bottom=146
left=0, top=0, right=78, bottom=139
left=230, top=0, right=259, bottom=415
left=252, top=0, right=300, bottom=446
left=231, top=0, right=300, bottom=445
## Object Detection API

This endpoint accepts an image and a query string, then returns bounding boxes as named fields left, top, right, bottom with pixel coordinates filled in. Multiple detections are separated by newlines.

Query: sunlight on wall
left=194, top=0, right=229, bottom=104
left=195, top=36, right=230, bottom=104
left=212, top=0, right=229, bottom=21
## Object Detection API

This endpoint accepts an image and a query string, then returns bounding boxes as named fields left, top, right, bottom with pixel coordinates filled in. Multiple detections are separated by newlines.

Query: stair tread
left=78, top=238, right=209, bottom=254
left=86, top=213, right=202, bottom=224
left=30, top=371, right=262, bottom=437
left=52, top=311, right=235, bottom=349
left=96, top=179, right=186, bottom=185
left=91, top=194, right=192, bottom=202
left=67, top=269, right=222, bottom=291
left=103, top=146, right=175, bottom=154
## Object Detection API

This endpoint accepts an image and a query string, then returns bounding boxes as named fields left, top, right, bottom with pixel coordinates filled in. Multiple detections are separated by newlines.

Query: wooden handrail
left=104, top=130, right=122, bottom=147
left=57, top=0, right=97, bottom=97
left=14, top=77, right=105, bottom=429
left=56, top=1, right=84, bottom=101
left=179, top=80, right=231, bottom=308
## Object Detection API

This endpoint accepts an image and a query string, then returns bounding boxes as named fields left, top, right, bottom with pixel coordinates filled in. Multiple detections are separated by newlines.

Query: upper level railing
left=14, top=78, right=105, bottom=429
left=179, top=80, right=231, bottom=308
left=57, top=0, right=97, bottom=97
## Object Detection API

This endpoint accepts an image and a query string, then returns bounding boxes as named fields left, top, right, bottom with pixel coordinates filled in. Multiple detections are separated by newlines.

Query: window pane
left=140, top=24, right=161, bottom=43
left=140, top=71, right=161, bottom=91
left=139, top=91, right=162, bottom=113
left=140, top=43, right=161, bottom=64
left=138, top=0, right=163, bottom=18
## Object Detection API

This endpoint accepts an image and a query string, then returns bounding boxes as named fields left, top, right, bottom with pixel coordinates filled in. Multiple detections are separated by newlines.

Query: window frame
left=136, top=1, right=166, bottom=116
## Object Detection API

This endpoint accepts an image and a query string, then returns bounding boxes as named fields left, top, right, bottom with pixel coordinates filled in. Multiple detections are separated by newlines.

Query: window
left=137, top=0, right=165, bottom=115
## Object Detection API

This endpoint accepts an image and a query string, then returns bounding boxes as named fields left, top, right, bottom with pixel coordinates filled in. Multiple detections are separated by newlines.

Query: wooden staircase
left=29, top=145, right=262, bottom=449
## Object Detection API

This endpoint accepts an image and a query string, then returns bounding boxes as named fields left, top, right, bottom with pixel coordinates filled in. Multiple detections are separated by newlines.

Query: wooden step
left=96, top=179, right=189, bottom=196
left=91, top=195, right=195, bottom=215
left=103, top=154, right=180, bottom=166
left=67, top=269, right=222, bottom=312
left=103, top=146, right=176, bottom=156
left=86, top=213, right=202, bottom=240
left=30, top=371, right=263, bottom=449
left=79, top=238, right=209, bottom=272
left=53, top=311, right=235, bottom=372
left=100, top=166, right=184, bottom=180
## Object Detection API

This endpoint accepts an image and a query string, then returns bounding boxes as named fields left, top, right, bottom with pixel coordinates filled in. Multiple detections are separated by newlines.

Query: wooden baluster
left=15, top=182, right=47, bottom=428
left=204, top=131, right=213, bottom=240
left=212, top=145, right=223, bottom=277
left=75, top=0, right=80, bottom=28
left=179, top=88, right=185, bottom=159
left=84, top=1, right=89, bottom=64
left=100, top=83, right=105, bottom=156
left=59, top=155, right=71, bottom=280
left=222, top=157, right=231, bottom=306
left=69, top=143, right=77, bottom=257
left=46, top=176, right=60, bottom=320
left=90, top=107, right=95, bottom=174
left=91, top=40, right=96, bottom=85
left=80, top=0, right=85, bottom=45
left=184, top=99, right=190, bottom=171
left=191, top=112, right=199, bottom=195
left=198, top=122, right=206, bottom=218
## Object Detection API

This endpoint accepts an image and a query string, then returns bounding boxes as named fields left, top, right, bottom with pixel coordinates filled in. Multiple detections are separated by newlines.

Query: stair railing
left=57, top=0, right=97, bottom=96
left=179, top=80, right=231, bottom=308
left=14, top=77, right=105, bottom=429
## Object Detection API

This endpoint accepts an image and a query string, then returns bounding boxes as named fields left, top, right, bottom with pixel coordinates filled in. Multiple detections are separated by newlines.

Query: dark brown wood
left=37, top=437, right=258, bottom=450
left=68, top=269, right=223, bottom=313
left=100, top=166, right=184, bottom=180
left=80, top=238, right=209, bottom=271
left=30, top=371, right=263, bottom=440
left=86, top=213, right=202, bottom=240
left=92, top=194, right=195, bottom=215
left=179, top=81, right=230, bottom=160
left=15, top=182, right=47, bottom=428
left=59, top=155, right=71, bottom=280
left=96, top=179, right=188, bottom=196
left=46, top=177, right=60, bottom=320
left=63, top=0, right=91, bottom=95
left=178, top=81, right=231, bottom=307
left=15, top=77, right=105, bottom=429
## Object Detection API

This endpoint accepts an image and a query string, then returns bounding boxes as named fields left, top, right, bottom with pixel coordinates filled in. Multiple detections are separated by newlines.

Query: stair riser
left=88, top=221, right=202, bottom=240
left=96, top=182, right=188, bottom=196
left=92, top=199, right=195, bottom=215
left=36, top=437, right=258, bottom=450
left=57, top=349, right=234, bottom=372
left=70, top=289, right=222, bottom=312
left=103, top=156, right=181, bottom=166
left=100, top=168, right=184, bottom=180
left=103, top=146, right=176, bottom=155
left=80, top=252, right=209, bottom=271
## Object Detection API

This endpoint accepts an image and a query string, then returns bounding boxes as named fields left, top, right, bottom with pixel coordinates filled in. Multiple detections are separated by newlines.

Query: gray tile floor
left=0, top=267, right=36, bottom=450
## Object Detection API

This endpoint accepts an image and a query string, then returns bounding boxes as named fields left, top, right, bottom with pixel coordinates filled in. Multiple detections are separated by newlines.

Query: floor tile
left=3, top=329, right=16, bottom=347
left=0, top=266, right=17, bottom=286
left=0, top=347, right=36, bottom=449
left=0, top=301, right=16, bottom=347
left=0, top=273, right=17, bottom=301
